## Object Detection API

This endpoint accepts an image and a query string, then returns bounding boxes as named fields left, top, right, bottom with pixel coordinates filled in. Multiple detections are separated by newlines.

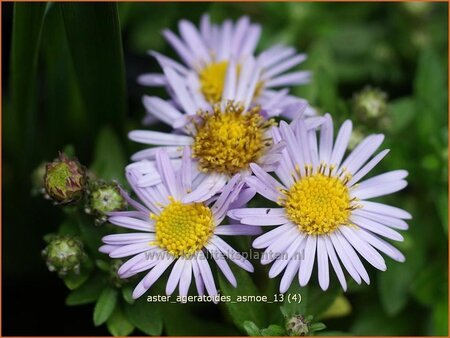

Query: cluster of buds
left=85, top=181, right=127, bottom=224
left=42, top=235, right=87, bottom=277
left=44, top=153, right=87, bottom=205
left=285, top=314, right=326, bottom=336
left=352, top=86, right=388, bottom=123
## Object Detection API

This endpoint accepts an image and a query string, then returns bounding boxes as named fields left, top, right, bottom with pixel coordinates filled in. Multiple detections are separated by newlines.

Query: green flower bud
left=348, top=128, right=366, bottom=151
left=352, top=86, right=388, bottom=122
left=42, top=235, right=86, bottom=276
left=44, top=153, right=87, bottom=204
left=403, top=2, right=432, bottom=16
left=286, top=315, right=311, bottom=336
left=110, top=259, right=127, bottom=288
left=85, top=181, right=127, bottom=224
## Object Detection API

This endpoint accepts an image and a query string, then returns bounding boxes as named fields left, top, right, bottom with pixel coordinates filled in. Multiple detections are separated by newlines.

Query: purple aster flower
left=100, top=148, right=261, bottom=299
left=137, top=14, right=310, bottom=107
left=229, top=114, right=411, bottom=292
left=129, top=60, right=323, bottom=196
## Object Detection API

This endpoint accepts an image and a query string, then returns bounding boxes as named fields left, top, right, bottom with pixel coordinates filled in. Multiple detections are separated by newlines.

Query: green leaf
left=243, top=321, right=262, bottom=336
left=124, top=296, right=163, bottom=335
left=9, top=3, right=47, bottom=165
left=433, top=296, right=449, bottom=336
left=93, top=287, right=118, bottom=326
left=122, top=285, right=135, bottom=305
left=218, top=264, right=267, bottom=330
left=377, top=234, right=424, bottom=316
left=64, top=268, right=91, bottom=290
left=307, top=285, right=341, bottom=317
left=350, top=305, right=412, bottom=335
left=389, top=97, right=416, bottom=134
left=90, top=126, right=127, bottom=185
left=281, top=283, right=340, bottom=319
left=160, top=301, right=241, bottom=336
left=95, top=259, right=110, bottom=272
left=107, top=305, right=135, bottom=337
left=309, top=322, right=327, bottom=333
left=260, top=324, right=286, bottom=336
left=60, top=3, right=127, bottom=137
left=318, top=294, right=352, bottom=320
left=66, top=273, right=106, bottom=306
left=280, top=283, right=307, bottom=318
left=411, top=262, right=447, bottom=307
left=76, top=214, right=109, bottom=258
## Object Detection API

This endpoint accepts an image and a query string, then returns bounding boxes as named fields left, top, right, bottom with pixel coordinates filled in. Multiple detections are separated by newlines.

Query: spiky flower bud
left=286, top=315, right=311, bottom=336
left=85, top=181, right=127, bottom=224
left=352, top=86, right=388, bottom=122
left=42, top=235, right=86, bottom=276
left=44, top=153, right=87, bottom=204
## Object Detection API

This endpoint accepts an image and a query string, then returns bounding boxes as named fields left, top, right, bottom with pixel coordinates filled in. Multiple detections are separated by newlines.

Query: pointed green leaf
left=9, top=3, right=47, bottom=165
left=60, top=3, right=127, bottom=137
left=107, top=305, right=135, bottom=337
left=124, top=297, right=163, bottom=335
left=65, top=273, right=106, bottom=306
left=218, top=264, right=267, bottom=330
left=243, top=321, right=262, bottom=336
left=90, top=126, right=127, bottom=185
left=260, top=324, right=286, bottom=336
left=93, top=287, right=118, bottom=326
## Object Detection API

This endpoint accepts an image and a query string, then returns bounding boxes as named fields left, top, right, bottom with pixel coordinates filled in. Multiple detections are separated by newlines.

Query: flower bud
left=42, top=235, right=86, bottom=276
left=348, top=128, right=365, bottom=151
left=85, top=181, right=127, bottom=224
left=44, top=153, right=87, bottom=204
left=110, top=259, right=127, bottom=288
left=352, top=86, right=388, bottom=122
left=286, top=315, right=310, bottom=336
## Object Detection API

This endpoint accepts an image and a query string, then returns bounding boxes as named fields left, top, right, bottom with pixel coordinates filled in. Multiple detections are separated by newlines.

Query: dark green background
left=2, top=2, right=448, bottom=336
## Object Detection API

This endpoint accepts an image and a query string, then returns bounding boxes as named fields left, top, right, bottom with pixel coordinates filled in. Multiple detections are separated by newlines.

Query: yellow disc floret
left=192, top=102, right=274, bottom=175
left=199, top=61, right=264, bottom=104
left=284, top=173, right=351, bottom=235
left=199, top=61, right=228, bottom=103
left=153, top=198, right=214, bottom=257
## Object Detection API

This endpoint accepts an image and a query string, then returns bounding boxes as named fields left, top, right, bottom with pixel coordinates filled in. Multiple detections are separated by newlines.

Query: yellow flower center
left=199, top=61, right=264, bottom=104
left=152, top=198, right=214, bottom=257
left=284, top=173, right=351, bottom=235
left=199, top=61, right=228, bottom=104
left=192, top=102, right=274, bottom=175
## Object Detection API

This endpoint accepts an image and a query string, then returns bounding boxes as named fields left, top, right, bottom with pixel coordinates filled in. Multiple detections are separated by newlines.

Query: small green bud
left=352, top=86, right=388, bottom=122
left=286, top=315, right=309, bottom=336
left=348, top=128, right=366, bottom=151
left=85, top=181, right=127, bottom=224
left=42, top=235, right=86, bottom=276
left=44, top=153, right=87, bottom=204
left=110, top=259, right=127, bottom=288
left=403, top=2, right=432, bottom=16
left=286, top=315, right=313, bottom=336
left=96, top=259, right=129, bottom=287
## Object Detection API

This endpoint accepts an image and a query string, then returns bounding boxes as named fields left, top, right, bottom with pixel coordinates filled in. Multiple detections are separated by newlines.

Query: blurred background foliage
left=2, top=2, right=448, bottom=336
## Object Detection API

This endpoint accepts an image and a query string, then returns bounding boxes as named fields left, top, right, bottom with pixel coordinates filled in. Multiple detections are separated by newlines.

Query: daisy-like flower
left=129, top=59, right=322, bottom=195
left=229, top=114, right=411, bottom=292
left=138, top=14, right=310, bottom=106
left=100, top=148, right=260, bottom=299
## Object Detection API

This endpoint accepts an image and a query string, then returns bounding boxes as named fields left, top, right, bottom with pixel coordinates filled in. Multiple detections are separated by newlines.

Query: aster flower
left=229, top=114, right=411, bottom=292
left=138, top=14, right=310, bottom=107
left=100, top=148, right=261, bottom=299
left=130, top=59, right=322, bottom=195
